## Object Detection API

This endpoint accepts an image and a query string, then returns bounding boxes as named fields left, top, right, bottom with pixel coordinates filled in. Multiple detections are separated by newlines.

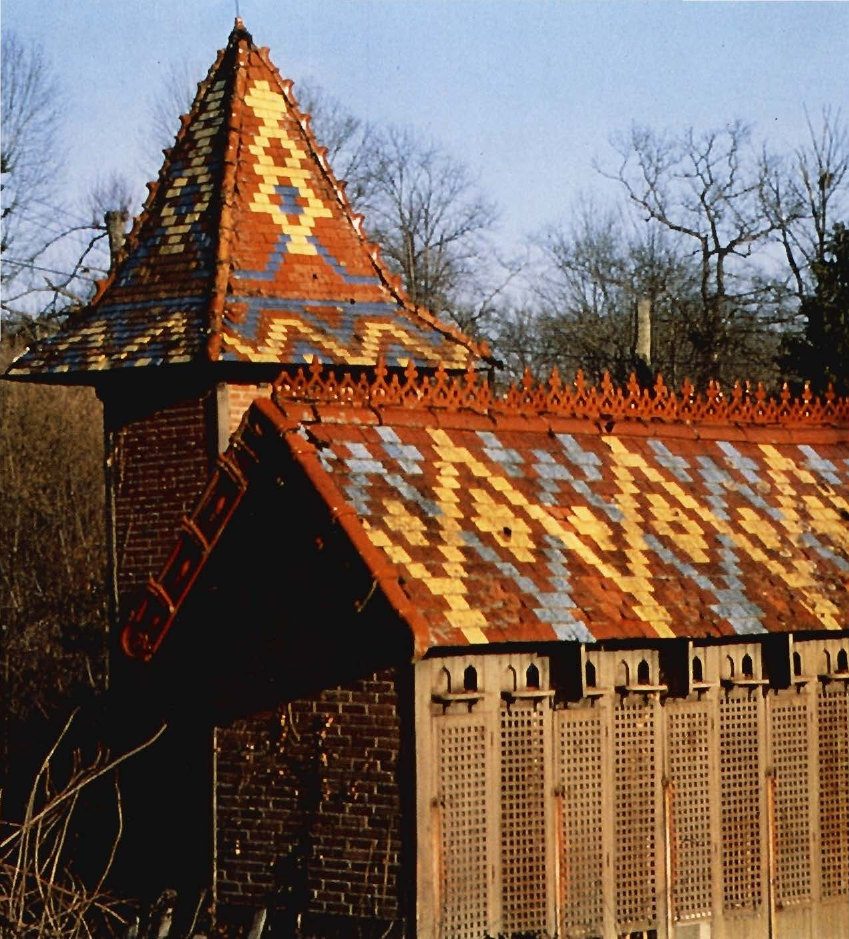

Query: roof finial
left=231, top=11, right=251, bottom=44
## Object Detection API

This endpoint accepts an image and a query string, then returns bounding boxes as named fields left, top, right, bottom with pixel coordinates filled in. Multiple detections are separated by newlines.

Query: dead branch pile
left=0, top=710, right=165, bottom=938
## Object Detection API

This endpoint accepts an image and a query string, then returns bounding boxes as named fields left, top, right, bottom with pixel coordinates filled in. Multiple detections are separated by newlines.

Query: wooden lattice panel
left=500, top=704, right=548, bottom=936
left=668, top=704, right=713, bottom=920
left=437, top=718, right=490, bottom=939
left=556, top=708, right=604, bottom=938
left=719, top=695, right=762, bottom=911
left=770, top=696, right=812, bottom=905
left=614, top=700, right=658, bottom=931
left=817, top=686, right=849, bottom=898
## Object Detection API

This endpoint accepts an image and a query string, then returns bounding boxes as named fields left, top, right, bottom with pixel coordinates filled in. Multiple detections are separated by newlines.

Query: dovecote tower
left=6, top=19, right=483, bottom=648
left=8, top=20, right=848, bottom=939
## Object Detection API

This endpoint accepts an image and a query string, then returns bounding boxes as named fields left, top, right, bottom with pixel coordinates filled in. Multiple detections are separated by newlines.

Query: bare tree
left=141, top=58, right=204, bottom=173
left=601, top=121, right=783, bottom=386
left=511, top=201, right=705, bottom=386
left=0, top=34, right=134, bottom=329
left=1, top=33, right=64, bottom=265
left=295, top=80, right=382, bottom=211
left=491, top=302, right=556, bottom=384
left=530, top=203, right=637, bottom=383
left=1, top=207, right=117, bottom=335
left=763, top=107, right=849, bottom=303
left=1, top=30, right=67, bottom=312
left=361, top=125, right=501, bottom=335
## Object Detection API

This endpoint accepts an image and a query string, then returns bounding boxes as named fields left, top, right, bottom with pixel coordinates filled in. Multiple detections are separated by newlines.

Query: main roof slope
left=7, top=20, right=481, bottom=381
left=122, top=368, right=849, bottom=660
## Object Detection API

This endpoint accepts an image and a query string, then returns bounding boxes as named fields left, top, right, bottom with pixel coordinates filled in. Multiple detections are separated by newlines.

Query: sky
left=3, top=0, right=849, bottom=258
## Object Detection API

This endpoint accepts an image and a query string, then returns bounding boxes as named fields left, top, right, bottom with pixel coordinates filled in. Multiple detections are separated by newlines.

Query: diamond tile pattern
left=302, top=415, right=848, bottom=646
left=121, top=387, right=849, bottom=658
left=119, top=382, right=849, bottom=657
left=7, top=22, right=479, bottom=379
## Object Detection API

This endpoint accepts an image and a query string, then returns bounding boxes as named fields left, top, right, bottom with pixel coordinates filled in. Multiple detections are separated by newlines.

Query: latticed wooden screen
left=667, top=703, right=713, bottom=921
left=436, top=718, right=491, bottom=939
left=719, top=694, right=762, bottom=912
left=421, top=648, right=849, bottom=939
left=770, top=696, right=812, bottom=905
left=499, top=704, right=549, bottom=936
left=614, top=699, right=658, bottom=932
left=556, top=708, right=604, bottom=938
left=817, top=685, right=849, bottom=899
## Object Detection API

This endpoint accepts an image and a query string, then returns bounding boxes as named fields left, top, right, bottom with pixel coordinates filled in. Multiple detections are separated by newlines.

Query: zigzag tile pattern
left=7, top=23, right=478, bottom=379
left=304, top=416, right=849, bottom=647
left=8, top=50, right=233, bottom=375
left=220, top=60, right=472, bottom=368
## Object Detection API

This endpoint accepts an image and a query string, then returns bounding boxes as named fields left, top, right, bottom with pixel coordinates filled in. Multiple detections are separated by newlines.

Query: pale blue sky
left=3, top=0, right=848, bottom=253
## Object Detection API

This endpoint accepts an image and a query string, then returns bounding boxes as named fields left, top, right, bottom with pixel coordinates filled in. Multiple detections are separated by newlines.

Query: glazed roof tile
left=7, top=20, right=482, bottom=382
left=122, top=369, right=849, bottom=660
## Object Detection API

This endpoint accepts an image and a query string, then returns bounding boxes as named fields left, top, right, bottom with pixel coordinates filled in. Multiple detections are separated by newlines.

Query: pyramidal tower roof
left=8, top=20, right=485, bottom=381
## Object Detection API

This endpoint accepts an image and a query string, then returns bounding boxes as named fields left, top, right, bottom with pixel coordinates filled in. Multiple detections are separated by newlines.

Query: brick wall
left=224, top=382, right=273, bottom=442
left=108, top=391, right=213, bottom=603
left=215, top=667, right=408, bottom=936
left=106, top=379, right=276, bottom=606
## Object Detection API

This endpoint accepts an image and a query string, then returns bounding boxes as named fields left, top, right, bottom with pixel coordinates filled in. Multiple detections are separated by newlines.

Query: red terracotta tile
left=87, top=22, right=848, bottom=661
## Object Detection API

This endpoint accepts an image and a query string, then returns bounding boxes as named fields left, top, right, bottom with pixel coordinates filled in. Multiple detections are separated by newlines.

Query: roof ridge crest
left=273, top=364, right=849, bottom=429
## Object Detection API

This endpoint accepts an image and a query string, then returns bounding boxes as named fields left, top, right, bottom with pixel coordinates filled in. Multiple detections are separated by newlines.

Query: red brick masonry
left=215, top=668, right=406, bottom=931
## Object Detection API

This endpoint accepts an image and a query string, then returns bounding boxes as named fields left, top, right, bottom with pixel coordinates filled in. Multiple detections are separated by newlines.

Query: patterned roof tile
left=7, top=20, right=482, bottom=382
left=121, top=370, right=849, bottom=660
